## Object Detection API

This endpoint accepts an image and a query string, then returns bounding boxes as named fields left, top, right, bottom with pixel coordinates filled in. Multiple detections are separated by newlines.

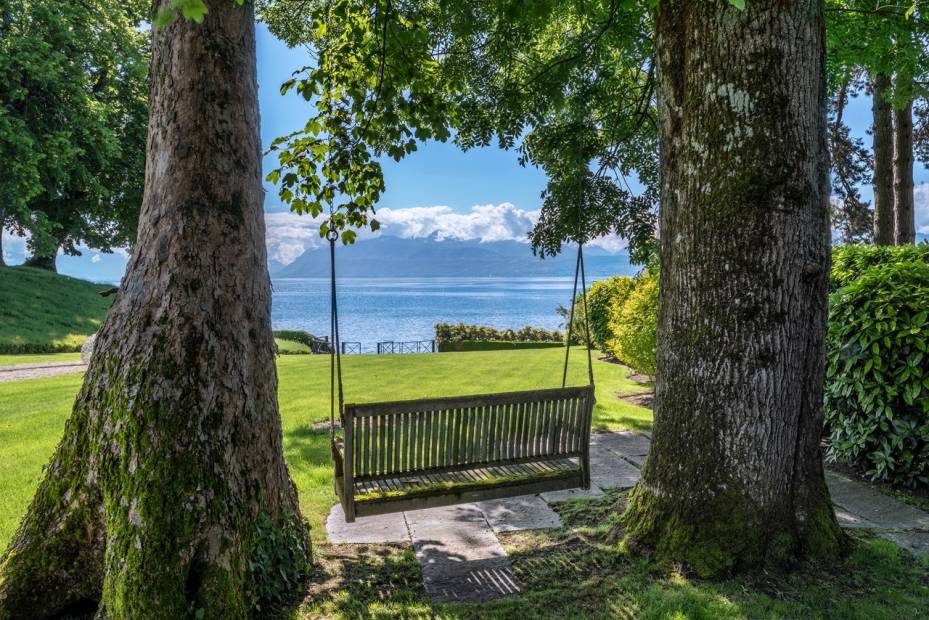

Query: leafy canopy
left=0, top=0, right=150, bottom=261
left=258, top=0, right=659, bottom=262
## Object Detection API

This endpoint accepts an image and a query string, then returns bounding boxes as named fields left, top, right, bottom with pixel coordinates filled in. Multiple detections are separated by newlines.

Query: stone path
left=0, top=361, right=86, bottom=382
left=326, top=429, right=929, bottom=603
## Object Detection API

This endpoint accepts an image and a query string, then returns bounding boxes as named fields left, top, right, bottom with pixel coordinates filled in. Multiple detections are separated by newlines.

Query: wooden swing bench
left=332, top=384, right=594, bottom=522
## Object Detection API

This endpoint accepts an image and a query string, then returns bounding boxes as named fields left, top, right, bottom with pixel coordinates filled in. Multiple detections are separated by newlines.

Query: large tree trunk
left=872, top=73, right=896, bottom=245
left=894, top=99, right=916, bottom=245
left=23, top=250, right=57, bottom=272
left=0, top=2, right=309, bottom=617
left=621, top=0, right=845, bottom=577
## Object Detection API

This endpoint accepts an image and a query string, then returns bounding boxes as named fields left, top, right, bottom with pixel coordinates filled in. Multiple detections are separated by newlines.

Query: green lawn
left=0, top=266, right=113, bottom=353
left=0, top=352, right=82, bottom=366
left=1, top=348, right=927, bottom=618
left=0, top=347, right=649, bottom=548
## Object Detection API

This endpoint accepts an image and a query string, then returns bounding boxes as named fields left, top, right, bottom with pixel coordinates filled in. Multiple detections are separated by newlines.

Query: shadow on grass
left=298, top=543, right=432, bottom=618
left=284, top=424, right=333, bottom=468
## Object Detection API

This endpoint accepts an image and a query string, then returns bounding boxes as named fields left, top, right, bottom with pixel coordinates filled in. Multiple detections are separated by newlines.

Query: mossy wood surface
left=334, top=385, right=594, bottom=521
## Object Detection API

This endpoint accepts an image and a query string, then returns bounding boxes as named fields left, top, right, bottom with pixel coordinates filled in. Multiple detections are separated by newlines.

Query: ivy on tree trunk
left=621, top=0, right=845, bottom=577
left=0, top=1, right=309, bottom=616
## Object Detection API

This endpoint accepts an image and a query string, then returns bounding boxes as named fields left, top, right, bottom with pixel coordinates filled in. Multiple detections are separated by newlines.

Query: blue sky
left=255, top=25, right=548, bottom=215
left=2, top=22, right=928, bottom=280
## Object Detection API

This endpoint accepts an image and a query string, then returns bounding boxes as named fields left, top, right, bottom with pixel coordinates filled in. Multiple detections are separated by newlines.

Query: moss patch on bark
left=620, top=482, right=848, bottom=578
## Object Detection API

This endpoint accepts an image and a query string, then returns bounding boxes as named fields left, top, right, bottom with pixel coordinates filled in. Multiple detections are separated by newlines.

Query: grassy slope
left=0, top=348, right=648, bottom=547
left=0, top=266, right=113, bottom=352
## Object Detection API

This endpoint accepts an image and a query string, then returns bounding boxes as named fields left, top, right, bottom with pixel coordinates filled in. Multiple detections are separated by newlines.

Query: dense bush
left=579, top=276, right=636, bottom=349
left=607, top=271, right=659, bottom=376
left=825, top=260, right=929, bottom=487
left=272, top=330, right=316, bottom=348
left=437, top=340, right=564, bottom=353
left=831, top=243, right=929, bottom=290
left=435, top=323, right=563, bottom=343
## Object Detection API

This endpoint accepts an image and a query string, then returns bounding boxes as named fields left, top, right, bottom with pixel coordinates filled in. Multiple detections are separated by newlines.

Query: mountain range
left=272, top=235, right=635, bottom=278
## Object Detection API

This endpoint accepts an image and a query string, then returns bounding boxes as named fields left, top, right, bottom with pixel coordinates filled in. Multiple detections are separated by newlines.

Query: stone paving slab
left=589, top=446, right=642, bottom=490
left=406, top=504, right=517, bottom=602
left=325, top=504, right=410, bottom=544
left=591, top=430, right=651, bottom=456
left=832, top=505, right=880, bottom=529
left=881, top=532, right=929, bottom=557
left=418, top=556, right=521, bottom=603
left=826, top=471, right=929, bottom=530
left=477, top=495, right=563, bottom=533
left=540, top=484, right=604, bottom=502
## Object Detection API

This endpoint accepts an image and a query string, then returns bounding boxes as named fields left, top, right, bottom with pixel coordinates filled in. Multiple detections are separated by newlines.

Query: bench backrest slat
left=343, top=385, right=593, bottom=479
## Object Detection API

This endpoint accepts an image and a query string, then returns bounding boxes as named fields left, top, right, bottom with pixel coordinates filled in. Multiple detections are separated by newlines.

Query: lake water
left=271, top=277, right=596, bottom=352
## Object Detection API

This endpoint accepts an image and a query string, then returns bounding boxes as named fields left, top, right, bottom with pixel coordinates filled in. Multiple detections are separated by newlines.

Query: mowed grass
left=0, top=352, right=82, bottom=365
left=0, top=347, right=650, bottom=547
left=2, top=350, right=928, bottom=619
left=0, top=266, right=113, bottom=352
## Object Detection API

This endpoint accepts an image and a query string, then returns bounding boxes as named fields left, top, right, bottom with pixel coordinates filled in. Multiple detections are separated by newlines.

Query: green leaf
left=153, top=7, right=178, bottom=29
left=178, top=0, right=209, bottom=23
left=729, top=0, right=746, bottom=9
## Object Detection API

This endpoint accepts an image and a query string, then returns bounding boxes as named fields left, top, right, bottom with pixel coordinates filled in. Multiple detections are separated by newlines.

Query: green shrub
left=831, top=243, right=929, bottom=290
left=437, top=340, right=565, bottom=353
left=579, top=276, right=636, bottom=349
left=607, top=271, right=659, bottom=376
left=825, top=260, right=929, bottom=487
left=272, top=330, right=315, bottom=348
left=434, top=323, right=563, bottom=343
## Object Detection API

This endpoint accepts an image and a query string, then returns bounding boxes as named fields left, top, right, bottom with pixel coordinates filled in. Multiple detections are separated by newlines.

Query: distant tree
left=0, top=0, right=149, bottom=271
left=826, top=0, right=929, bottom=245
left=0, top=0, right=309, bottom=614
left=829, top=74, right=874, bottom=243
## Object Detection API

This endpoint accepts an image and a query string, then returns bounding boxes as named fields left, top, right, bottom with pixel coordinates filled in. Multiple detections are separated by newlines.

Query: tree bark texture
left=872, top=73, right=895, bottom=245
left=0, top=2, right=308, bottom=617
left=894, top=99, right=916, bottom=245
left=621, top=0, right=845, bottom=577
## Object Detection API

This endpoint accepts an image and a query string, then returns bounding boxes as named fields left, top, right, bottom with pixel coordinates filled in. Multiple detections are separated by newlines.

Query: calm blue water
left=271, top=277, right=590, bottom=351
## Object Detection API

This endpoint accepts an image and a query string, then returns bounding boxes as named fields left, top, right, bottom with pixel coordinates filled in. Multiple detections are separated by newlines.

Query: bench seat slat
left=336, top=385, right=594, bottom=522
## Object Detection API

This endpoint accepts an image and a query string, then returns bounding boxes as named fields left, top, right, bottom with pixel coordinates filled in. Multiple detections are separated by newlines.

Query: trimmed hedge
left=435, top=323, right=563, bottom=344
left=831, top=243, right=929, bottom=290
left=437, top=340, right=565, bottom=353
left=272, top=330, right=316, bottom=348
left=825, top=260, right=929, bottom=487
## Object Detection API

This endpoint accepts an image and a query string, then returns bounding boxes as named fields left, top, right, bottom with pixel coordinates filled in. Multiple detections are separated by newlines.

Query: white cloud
left=264, top=202, right=629, bottom=265
left=91, top=254, right=101, bottom=264
left=1, top=228, right=27, bottom=264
